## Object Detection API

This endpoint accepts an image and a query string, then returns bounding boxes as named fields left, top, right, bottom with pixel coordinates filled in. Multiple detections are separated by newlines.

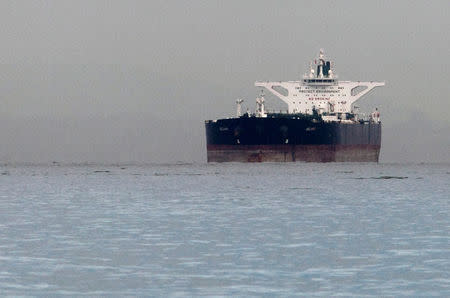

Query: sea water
left=0, top=163, right=448, bottom=296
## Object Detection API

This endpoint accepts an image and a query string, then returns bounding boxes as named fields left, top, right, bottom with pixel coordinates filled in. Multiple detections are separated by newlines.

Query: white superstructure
left=255, top=50, right=384, bottom=119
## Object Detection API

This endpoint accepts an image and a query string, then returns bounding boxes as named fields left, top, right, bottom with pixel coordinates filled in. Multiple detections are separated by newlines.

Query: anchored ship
left=205, top=50, right=385, bottom=162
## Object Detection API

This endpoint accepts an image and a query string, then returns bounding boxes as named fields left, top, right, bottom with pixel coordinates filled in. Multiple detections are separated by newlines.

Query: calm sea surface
left=0, top=163, right=448, bottom=296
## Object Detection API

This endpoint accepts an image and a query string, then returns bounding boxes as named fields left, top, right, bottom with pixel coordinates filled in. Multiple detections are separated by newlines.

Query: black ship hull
left=205, top=116, right=381, bottom=162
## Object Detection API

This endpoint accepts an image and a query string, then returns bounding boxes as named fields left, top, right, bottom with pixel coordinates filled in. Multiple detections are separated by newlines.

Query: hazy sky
left=0, top=0, right=449, bottom=163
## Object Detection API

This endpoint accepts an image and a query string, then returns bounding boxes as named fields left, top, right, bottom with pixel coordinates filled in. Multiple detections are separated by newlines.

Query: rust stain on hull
left=207, top=144, right=380, bottom=163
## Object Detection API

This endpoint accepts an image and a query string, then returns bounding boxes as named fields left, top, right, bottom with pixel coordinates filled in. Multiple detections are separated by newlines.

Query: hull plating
left=207, top=144, right=380, bottom=162
left=205, top=117, right=381, bottom=162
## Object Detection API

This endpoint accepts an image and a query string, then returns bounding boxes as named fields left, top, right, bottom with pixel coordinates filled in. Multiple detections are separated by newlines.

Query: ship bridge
left=255, top=50, right=385, bottom=116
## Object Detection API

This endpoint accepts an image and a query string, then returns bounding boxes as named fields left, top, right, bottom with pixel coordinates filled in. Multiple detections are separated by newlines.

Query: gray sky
left=0, top=0, right=449, bottom=163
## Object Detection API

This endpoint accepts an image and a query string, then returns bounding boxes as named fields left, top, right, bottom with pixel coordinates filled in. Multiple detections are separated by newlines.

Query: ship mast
left=255, top=90, right=267, bottom=118
left=236, top=98, right=244, bottom=117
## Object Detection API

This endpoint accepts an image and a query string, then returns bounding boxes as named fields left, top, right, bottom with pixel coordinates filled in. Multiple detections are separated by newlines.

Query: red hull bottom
left=207, top=144, right=380, bottom=162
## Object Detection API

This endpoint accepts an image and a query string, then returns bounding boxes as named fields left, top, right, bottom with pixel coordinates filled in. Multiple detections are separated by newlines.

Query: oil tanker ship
left=205, top=50, right=385, bottom=162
